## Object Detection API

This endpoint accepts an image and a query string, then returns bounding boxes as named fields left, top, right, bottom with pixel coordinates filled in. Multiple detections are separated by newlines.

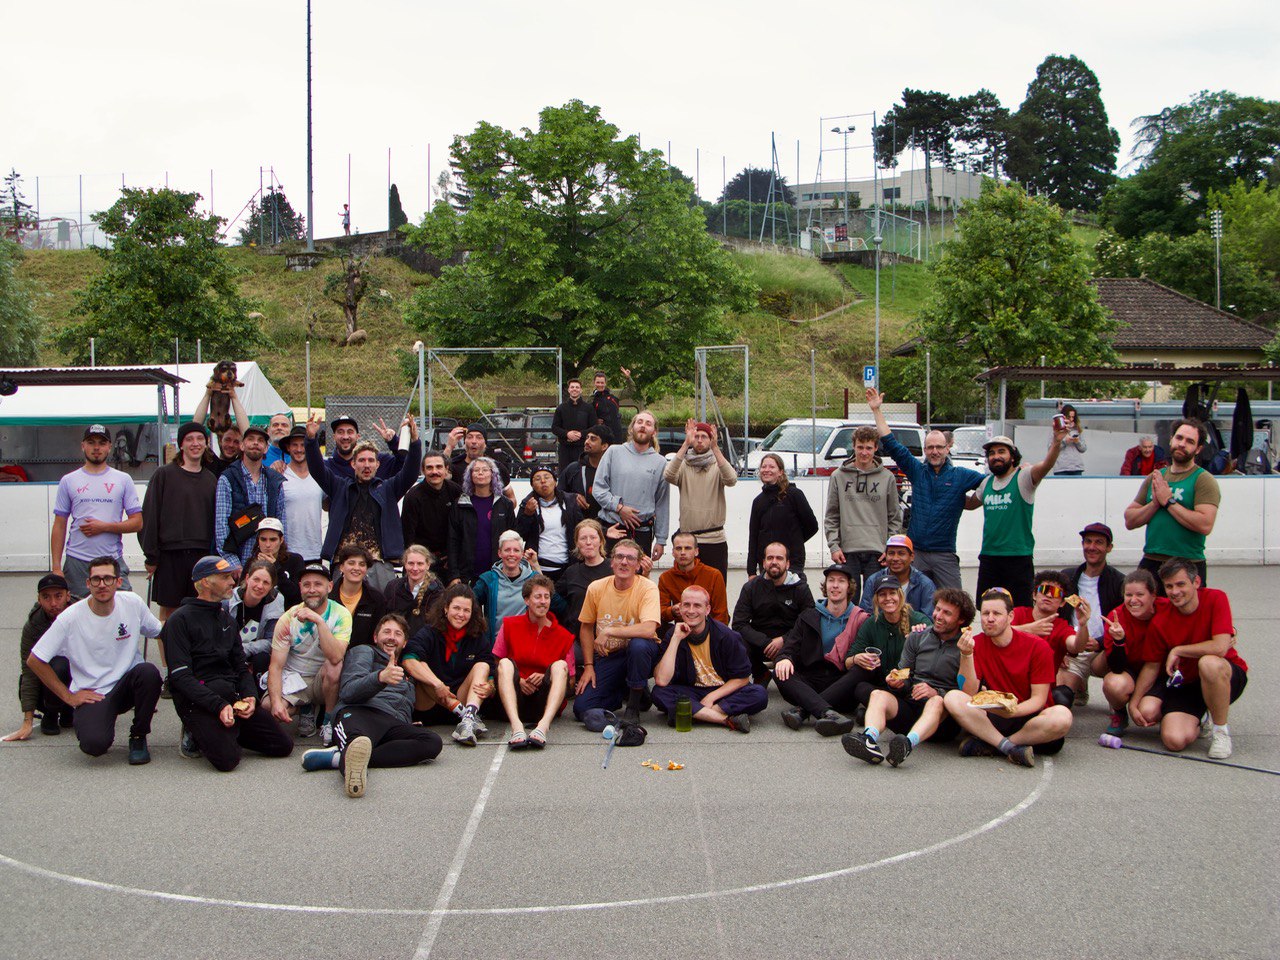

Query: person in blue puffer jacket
left=867, top=388, right=984, bottom=591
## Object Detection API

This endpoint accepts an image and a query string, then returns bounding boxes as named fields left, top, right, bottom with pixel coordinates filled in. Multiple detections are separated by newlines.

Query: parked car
left=744, top=418, right=925, bottom=477
left=948, top=425, right=990, bottom=474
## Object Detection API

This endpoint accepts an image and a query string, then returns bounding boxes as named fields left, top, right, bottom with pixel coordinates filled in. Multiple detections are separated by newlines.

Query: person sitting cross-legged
left=494, top=575, right=574, bottom=750
left=651, top=586, right=768, bottom=732
left=843, top=587, right=974, bottom=767
left=301, top=614, right=443, bottom=798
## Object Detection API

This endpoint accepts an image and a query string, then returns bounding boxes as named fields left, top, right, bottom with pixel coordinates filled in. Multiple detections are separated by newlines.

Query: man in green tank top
left=964, top=425, right=1067, bottom=607
left=1124, top=419, right=1220, bottom=589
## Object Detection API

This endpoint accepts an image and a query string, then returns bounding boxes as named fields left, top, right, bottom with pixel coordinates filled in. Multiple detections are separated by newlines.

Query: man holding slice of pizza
left=943, top=587, right=1073, bottom=768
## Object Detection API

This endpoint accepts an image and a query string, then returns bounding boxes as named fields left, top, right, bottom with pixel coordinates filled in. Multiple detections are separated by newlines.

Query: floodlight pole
left=1210, top=209, right=1222, bottom=310
left=305, top=0, right=315, bottom=252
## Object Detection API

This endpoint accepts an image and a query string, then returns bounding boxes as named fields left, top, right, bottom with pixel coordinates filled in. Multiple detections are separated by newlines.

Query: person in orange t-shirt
left=658, top=531, right=728, bottom=626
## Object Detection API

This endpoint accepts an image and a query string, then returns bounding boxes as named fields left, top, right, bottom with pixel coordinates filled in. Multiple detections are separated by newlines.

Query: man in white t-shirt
left=1059, top=522, right=1125, bottom=705
left=265, top=561, right=352, bottom=744
left=275, top=426, right=324, bottom=561
left=27, top=556, right=163, bottom=764
left=51, top=425, right=143, bottom=597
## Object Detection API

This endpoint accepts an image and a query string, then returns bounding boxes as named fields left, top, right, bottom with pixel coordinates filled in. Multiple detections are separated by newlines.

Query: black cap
left=300, top=559, right=331, bottom=580
left=277, top=424, right=308, bottom=451
left=874, top=576, right=904, bottom=593
left=37, top=573, right=69, bottom=593
left=465, top=422, right=488, bottom=438
left=83, top=424, right=110, bottom=441
left=330, top=415, right=358, bottom=432
left=242, top=425, right=270, bottom=442
left=177, top=421, right=208, bottom=444
left=822, top=561, right=857, bottom=580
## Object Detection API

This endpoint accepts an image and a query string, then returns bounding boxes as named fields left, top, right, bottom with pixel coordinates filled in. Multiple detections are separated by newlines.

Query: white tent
left=0, top=362, right=289, bottom=426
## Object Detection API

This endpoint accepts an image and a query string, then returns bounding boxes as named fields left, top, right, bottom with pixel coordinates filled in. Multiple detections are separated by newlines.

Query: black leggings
left=775, top=662, right=864, bottom=716
left=976, top=554, right=1034, bottom=608
left=178, top=701, right=295, bottom=772
left=334, top=705, right=442, bottom=769
left=73, top=662, right=162, bottom=756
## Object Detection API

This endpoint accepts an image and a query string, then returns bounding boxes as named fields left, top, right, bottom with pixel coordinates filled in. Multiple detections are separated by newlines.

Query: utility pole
left=305, top=0, right=314, bottom=251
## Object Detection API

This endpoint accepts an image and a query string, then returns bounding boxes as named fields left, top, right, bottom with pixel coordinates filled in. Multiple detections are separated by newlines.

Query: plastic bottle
left=675, top=697, right=693, bottom=732
left=1098, top=733, right=1123, bottom=749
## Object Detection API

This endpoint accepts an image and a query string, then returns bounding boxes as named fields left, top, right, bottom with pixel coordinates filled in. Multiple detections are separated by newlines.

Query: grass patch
left=731, top=249, right=848, bottom=319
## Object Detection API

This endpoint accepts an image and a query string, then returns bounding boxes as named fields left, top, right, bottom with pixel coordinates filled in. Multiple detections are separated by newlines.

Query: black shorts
left=514, top=681, right=568, bottom=724
left=886, top=693, right=960, bottom=742
left=152, top=548, right=208, bottom=608
left=989, top=711, right=1064, bottom=755
left=1157, top=663, right=1247, bottom=718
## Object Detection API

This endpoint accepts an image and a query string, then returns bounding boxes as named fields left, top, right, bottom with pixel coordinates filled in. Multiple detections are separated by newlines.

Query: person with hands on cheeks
left=165, top=556, right=294, bottom=771
left=1098, top=569, right=1170, bottom=737
left=1133, top=559, right=1247, bottom=759
left=663, top=418, right=737, bottom=580
left=301, top=614, right=442, bottom=798
left=943, top=588, right=1073, bottom=767
left=844, top=587, right=975, bottom=767
left=651, top=586, right=768, bottom=732
left=516, top=465, right=582, bottom=582
left=494, top=575, right=575, bottom=749
left=592, top=410, right=669, bottom=562
left=732, top=541, right=815, bottom=688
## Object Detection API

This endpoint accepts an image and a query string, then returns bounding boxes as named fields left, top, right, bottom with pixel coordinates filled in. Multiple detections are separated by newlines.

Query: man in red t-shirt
left=1010, top=570, right=1089, bottom=708
left=1138, top=559, right=1247, bottom=759
left=943, top=588, right=1073, bottom=767
left=493, top=574, right=575, bottom=749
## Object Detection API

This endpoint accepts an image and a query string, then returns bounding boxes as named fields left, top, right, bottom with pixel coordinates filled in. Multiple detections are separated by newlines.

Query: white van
left=745, top=418, right=926, bottom=477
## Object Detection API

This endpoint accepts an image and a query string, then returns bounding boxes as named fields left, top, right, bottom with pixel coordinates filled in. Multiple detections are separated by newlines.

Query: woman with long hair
left=845, top=578, right=930, bottom=709
left=747, top=453, right=819, bottom=577
left=383, top=544, right=442, bottom=637
left=1054, top=404, right=1087, bottom=476
left=248, top=517, right=305, bottom=605
left=226, top=559, right=288, bottom=680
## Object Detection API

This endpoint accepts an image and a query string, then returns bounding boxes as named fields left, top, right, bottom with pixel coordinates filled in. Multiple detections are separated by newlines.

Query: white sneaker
left=320, top=721, right=334, bottom=747
left=1199, top=715, right=1212, bottom=740
left=1207, top=728, right=1233, bottom=760
left=452, top=715, right=477, bottom=746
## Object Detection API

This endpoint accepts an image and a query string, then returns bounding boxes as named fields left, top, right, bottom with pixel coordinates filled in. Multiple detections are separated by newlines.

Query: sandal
left=528, top=728, right=547, bottom=750
left=508, top=730, right=529, bottom=750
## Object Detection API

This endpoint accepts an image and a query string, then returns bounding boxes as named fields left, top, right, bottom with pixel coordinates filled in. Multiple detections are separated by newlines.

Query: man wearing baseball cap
left=859, top=535, right=937, bottom=617
left=51, top=425, right=143, bottom=598
left=323, top=414, right=408, bottom=482
left=213, top=423, right=287, bottom=566
left=964, top=423, right=1068, bottom=607
left=4, top=574, right=73, bottom=741
left=1058, top=522, right=1125, bottom=706
left=663, top=419, right=737, bottom=581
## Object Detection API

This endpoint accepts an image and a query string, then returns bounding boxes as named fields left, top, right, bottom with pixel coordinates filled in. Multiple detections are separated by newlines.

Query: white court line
left=413, top=742, right=507, bottom=960
left=0, top=759, right=1052, bottom=921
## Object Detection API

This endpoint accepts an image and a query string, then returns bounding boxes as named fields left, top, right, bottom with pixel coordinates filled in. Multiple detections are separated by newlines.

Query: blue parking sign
left=863, top=364, right=877, bottom=387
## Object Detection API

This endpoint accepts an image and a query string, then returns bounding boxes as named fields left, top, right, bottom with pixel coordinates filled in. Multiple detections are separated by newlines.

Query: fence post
left=417, top=341, right=426, bottom=441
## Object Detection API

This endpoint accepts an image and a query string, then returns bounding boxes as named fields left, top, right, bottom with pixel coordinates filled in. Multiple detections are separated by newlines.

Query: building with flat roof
left=794, top=167, right=995, bottom=211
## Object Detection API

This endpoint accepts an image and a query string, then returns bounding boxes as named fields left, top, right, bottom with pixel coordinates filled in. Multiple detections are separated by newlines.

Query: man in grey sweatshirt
left=824, top=425, right=902, bottom=597
left=592, top=410, right=670, bottom=561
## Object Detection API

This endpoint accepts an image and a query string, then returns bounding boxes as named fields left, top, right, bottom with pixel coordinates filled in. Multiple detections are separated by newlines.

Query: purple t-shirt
left=54, top=467, right=142, bottom=561
left=473, top=494, right=494, bottom=573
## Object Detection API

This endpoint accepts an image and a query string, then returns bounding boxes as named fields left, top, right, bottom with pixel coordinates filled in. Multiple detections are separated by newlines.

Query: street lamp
left=1210, top=208, right=1223, bottom=310
left=831, top=125, right=854, bottom=239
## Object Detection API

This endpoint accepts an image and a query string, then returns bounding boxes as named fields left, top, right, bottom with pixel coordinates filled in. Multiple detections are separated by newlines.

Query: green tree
left=720, top=167, right=795, bottom=206
left=909, top=182, right=1117, bottom=415
left=1215, top=179, right=1280, bottom=279
left=388, top=183, right=408, bottom=231
left=2, top=169, right=34, bottom=227
left=875, top=89, right=966, bottom=207
left=1005, top=54, right=1119, bottom=211
left=0, top=239, right=41, bottom=365
left=55, top=187, right=265, bottom=365
left=955, top=88, right=1011, bottom=175
left=236, top=187, right=306, bottom=246
left=403, top=101, right=756, bottom=403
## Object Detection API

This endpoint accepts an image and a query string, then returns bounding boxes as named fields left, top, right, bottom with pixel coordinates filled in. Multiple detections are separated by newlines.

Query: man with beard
left=52, top=425, right=143, bottom=596
left=552, top=378, right=595, bottom=472
left=867, top=388, right=985, bottom=590
left=215, top=425, right=287, bottom=566
left=275, top=425, right=324, bottom=563
left=444, top=423, right=515, bottom=498
left=400, top=450, right=463, bottom=582
left=593, top=411, right=670, bottom=561
left=858, top=535, right=936, bottom=616
left=559, top=425, right=611, bottom=521
left=732, top=541, right=815, bottom=688
left=1123, top=419, right=1220, bottom=588
left=322, top=415, right=408, bottom=482
left=165, top=555, right=294, bottom=771
left=142, top=422, right=218, bottom=620
left=824, top=426, right=902, bottom=598
left=663, top=419, right=737, bottom=579
left=4, top=574, right=73, bottom=741
left=965, top=427, right=1067, bottom=607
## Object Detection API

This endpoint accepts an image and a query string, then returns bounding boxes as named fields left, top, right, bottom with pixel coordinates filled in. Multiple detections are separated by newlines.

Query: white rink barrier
left=2, top=475, right=1277, bottom=573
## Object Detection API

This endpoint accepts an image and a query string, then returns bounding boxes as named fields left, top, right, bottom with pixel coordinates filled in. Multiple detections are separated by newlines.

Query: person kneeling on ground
left=1098, top=569, right=1169, bottom=737
left=5, top=573, right=73, bottom=741
left=942, top=588, right=1073, bottom=768
left=302, top=614, right=442, bottom=798
left=651, top=586, right=767, bottom=732
left=843, top=587, right=975, bottom=767
left=402, top=583, right=495, bottom=747
left=166, top=556, right=294, bottom=771
left=494, top=575, right=574, bottom=749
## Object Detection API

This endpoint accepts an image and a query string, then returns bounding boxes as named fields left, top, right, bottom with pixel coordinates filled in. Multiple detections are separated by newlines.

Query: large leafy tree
left=403, top=100, right=756, bottom=403
left=875, top=89, right=966, bottom=207
left=236, top=187, right=306, bottom=246
left=55, top=187, right=265, bottom=365
left=906, top=182, right=1117, bottom=414
left=1005, top=54, right=1119, bottom=211
left=0, top=239, right=41, bottom=365
left=954, top=88, right=1011, bottom=175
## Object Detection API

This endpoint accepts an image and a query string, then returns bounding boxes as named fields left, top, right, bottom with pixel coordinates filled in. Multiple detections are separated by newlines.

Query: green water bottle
left=675, top=697, right=693, bottom=732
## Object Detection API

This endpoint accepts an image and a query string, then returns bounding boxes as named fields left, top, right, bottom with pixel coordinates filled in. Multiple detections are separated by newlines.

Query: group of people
left=6, top=380, right=1248, bottom=798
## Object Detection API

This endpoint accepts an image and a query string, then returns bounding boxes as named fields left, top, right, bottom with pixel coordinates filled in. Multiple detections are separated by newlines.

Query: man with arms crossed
left=27, top=557, right=163, bottom=764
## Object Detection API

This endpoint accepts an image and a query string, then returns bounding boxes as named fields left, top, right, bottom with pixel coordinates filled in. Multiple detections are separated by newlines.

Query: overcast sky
left=10, top=1, right=1277, bottom=239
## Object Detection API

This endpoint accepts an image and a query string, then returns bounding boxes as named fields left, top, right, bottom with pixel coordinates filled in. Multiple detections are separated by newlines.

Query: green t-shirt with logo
left=979, top=467, right=1036, bottom=557
left=1138, top=465, right=1220, bottom=562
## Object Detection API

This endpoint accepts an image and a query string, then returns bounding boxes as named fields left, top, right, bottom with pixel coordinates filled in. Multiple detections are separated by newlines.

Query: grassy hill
left=13, top=226, right=1099, bottom=427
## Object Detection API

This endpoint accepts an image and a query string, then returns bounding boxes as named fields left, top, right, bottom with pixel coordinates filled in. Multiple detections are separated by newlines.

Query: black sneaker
left=814, top=710, right=856, bottom=737
left=127, top=736, right=151, bottom=765
left=726, top=713, right=751, bottom=734
left=1005, top=744, right=1035, bottom=768
left=180, top=729, right=202, bottom=759
left=160, top=676, right=173, bottom=700
left=958, top=736, right=997, bottom=758
left=781, top=707, right=808, bottom=730
left=40, top=712, right=61, bottom=736
left=886, top=734, right=913, bottom=767
left=59, top=709, right=74, bottom=729
left=842, top=732, right=884, bottom=764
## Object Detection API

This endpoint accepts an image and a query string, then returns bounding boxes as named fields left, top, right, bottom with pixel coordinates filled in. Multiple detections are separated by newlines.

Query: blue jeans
left=572, top=638, right=663, bottom=719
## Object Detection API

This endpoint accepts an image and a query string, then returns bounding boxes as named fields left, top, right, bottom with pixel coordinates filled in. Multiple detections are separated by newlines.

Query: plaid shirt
left=214, top=460, right=288, bottom=563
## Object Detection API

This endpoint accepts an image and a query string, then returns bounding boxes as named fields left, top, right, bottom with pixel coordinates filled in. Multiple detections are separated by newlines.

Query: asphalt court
left=1, top=568, right=1276, bottom=960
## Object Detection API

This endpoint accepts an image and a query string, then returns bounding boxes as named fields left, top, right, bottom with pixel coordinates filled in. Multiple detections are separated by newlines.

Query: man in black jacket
left=552, top=378, right=595, bottom=472
left=590, top=371, right=625, bottom=444
left=1059, top=522, right=1126, bottom=706
left=559, top=425, right=611, bottom=521
left=165, top=556, right=294, bottom=771
left=399, top=450, right=462, bottom=582
left=731, top=542, right=814, bottom=687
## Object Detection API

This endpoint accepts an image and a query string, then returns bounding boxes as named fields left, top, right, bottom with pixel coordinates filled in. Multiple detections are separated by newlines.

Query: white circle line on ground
left=0, top=759, right=1052, bottom=918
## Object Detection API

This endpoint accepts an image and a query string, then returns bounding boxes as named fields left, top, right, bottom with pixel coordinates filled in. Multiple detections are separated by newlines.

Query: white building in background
left=793, top=167, right=998, bottom=211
